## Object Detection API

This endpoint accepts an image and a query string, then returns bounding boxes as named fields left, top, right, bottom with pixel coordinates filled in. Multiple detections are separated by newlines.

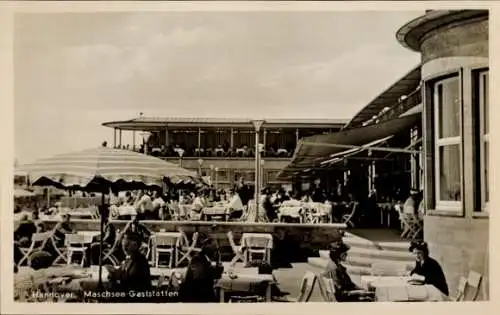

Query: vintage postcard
left=0, top=1, right=495, bottom=315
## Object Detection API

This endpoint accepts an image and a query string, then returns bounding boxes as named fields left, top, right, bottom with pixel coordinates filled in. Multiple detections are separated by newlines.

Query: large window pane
left=438, top=144, right=461, bottom=201
left=437, top=78, right=460, bottom=138
left=483, top=72, right=489, bottom=134
left=484, top=141, right=489, bottom=202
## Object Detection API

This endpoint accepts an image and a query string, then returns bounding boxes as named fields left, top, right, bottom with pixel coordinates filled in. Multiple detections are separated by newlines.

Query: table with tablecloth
left=360, top=276, right=450, bottom=302
left=277, top=206, right=303, bottom=222
left=202, top=204, right=229, bottom=221
left=76, top=231, right=101, bottom=244
left=59, top=207, right=99, bottom=219
left=215, top=272, right=275, bottom=302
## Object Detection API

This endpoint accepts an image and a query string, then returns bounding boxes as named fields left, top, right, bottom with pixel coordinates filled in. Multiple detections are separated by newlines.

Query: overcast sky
left=14, top=11, right=421, bottom=164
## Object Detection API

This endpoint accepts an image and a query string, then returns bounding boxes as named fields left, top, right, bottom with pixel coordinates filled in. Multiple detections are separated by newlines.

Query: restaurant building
left=279, top=9, right=489, bottom=299
left=102, top=117, right=347, bottom=189
left=397, top=9, right=489, bottom=299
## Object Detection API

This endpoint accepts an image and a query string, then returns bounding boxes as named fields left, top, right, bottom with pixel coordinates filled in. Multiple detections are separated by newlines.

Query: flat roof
left=102, top=116, right=349, bottom=131
left=396, top=10, right=488, bottom=52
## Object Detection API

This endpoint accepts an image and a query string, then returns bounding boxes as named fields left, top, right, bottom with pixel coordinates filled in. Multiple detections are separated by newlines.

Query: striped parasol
left=15, top=146, right=200, bottom=288
left=16, top=147, right=198, bottom=191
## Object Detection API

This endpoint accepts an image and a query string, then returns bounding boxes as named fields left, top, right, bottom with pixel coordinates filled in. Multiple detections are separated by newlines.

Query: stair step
left=319, top=248, right=413, bottom=262
left=307, top=257, right=372, bottom=276
left=343, top=235, right=410, bottom=252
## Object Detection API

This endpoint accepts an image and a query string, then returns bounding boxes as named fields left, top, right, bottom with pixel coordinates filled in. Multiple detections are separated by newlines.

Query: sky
left=14, top=10, right=421, bottom=164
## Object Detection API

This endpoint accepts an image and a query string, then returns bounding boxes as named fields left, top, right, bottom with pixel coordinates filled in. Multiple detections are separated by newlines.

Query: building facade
left=397, top=10, right=489, bottom=299
left=102, top=117, right=347, bottom=189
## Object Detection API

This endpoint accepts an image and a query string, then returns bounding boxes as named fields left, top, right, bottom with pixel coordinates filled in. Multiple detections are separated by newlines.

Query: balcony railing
left=116, top=147, right=294, bottom=159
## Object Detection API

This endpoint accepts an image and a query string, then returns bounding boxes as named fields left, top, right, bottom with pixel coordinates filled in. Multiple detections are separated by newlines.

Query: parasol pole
left=98, top=191, right=105, bottom=290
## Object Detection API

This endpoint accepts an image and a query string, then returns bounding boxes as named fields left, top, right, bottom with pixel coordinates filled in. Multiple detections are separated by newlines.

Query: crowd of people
left=115, top=141, right=294, bottom=159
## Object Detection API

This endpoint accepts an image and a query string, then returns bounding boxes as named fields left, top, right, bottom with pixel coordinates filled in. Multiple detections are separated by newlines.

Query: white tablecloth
left=117, top=205, right=137, bottom=216
left=360, top=276, right=449, bottom=302
left=203, top=206, right=228, bottom=216
left=278, top=206, right=302, bottom=218
left=360, top=276, right=411, bottom=290
left=77, top=231, right=101, bottom=243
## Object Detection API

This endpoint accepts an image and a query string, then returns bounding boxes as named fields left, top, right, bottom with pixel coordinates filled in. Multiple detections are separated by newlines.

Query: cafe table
left=77, top=231, right=101, bottom=243
left=360, top=276, right=451, bottom=302
left=202, top=205, right=229, bottom=221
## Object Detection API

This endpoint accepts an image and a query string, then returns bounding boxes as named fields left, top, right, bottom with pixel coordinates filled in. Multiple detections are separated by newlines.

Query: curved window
left=433, top=76, right=462, bottom=210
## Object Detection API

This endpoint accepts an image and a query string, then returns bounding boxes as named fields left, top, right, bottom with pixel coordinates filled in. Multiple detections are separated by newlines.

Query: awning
left=321, top=135, right=395, bottom=165
left=343, top=65, right=421, bottom=129
left=278, top=113, right=421, bottom=179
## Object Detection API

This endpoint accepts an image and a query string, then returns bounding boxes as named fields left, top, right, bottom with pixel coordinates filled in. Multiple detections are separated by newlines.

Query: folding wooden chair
left=167, top=202, right=180, bottom=221
left=227, top=231, right=244, bottom=267
left=279, top=271, right=317, bottom=302
left=396, top=209, right=419, bottom=239
left=101, top=228, right=122, bottom=266
left=316, top=275, right=337, bottom=302
left=64, top=233, right=87, bottom=267
left=453, top=276, right=468, bottom=301
left=407, top=213, right=423, bottom=239
left=152, top=233, right=178, bottom=268
left=176, top=230, right=200, bottom=266
left=342, top=202, right=358, bottom=228
left=465, top=270, right=483, bottom=301
left=17, top=231, right=52, bottom=267
left=247, top=237, right=271, bottom=265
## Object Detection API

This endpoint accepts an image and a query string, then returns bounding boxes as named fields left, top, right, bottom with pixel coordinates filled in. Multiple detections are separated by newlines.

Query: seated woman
left=179, top=234, right=223, bottom=303
left=322, top=241, right=374, bottom=302
left=226, top=189, right=244, bottom=220
left=105, top=231, right=152, bottom=302
left=409, top=241, right=449, bottom=295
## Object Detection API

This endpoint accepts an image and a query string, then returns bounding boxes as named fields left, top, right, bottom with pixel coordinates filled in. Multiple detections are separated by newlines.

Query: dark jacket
left=14, top=220, right=37, bottom=242
left=179, top=253, right=217, bottom=303
left=410, top=257, right=449, bottom=295
left=113, top=251, right=152, bottom=293
left=323, top=261, right=360, bottom=302
left=237, top=184, right=252, bottom=206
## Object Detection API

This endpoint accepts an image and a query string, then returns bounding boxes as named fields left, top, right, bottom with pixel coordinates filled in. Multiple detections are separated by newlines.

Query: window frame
left=432, top=74, right=463, bottom=211
left=478, top=70, right=489, bottom=212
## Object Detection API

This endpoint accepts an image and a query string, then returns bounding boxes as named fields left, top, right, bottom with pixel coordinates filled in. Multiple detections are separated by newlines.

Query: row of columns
left=161, top=127, right=300, bottom=149
left=112, top=128, right=136, bottom=149
left=113, top=127, right=302, bottom=150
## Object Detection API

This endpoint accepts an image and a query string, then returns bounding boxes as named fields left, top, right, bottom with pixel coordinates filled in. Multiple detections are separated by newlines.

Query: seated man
left=106, top=231, right=152, bottom=300
left=14, top=214, right=37, bottom=247
left=322, top=241, right=374, bottom=302
left=226, top=189, right=244, bottom=220
left=52, top=214, right=75, bottom=247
